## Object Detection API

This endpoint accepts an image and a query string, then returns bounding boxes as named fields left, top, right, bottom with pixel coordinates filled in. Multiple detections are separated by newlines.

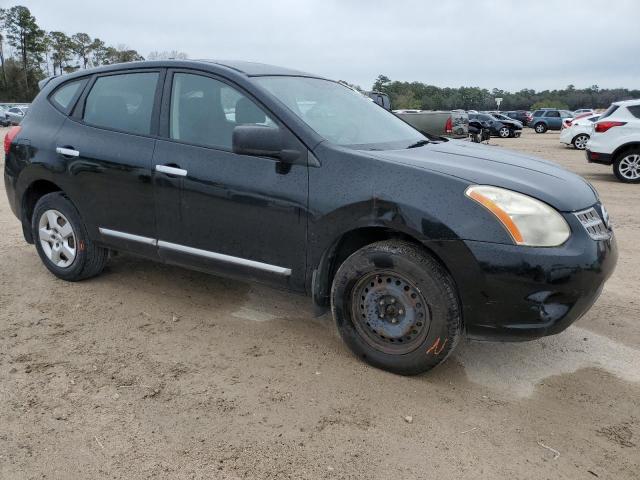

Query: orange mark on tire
left=426, top=337, right=448, bottom=355
left=79, top=240, right=86, bottom=251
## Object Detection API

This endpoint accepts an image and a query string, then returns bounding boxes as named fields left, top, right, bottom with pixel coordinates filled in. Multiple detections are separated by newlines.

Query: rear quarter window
left=50, top=79, right=86, bottom=112
left=600, top=105, right=619, bottom=119
left=627, top=105, right=640, bottom=119
left=83, top=72, right=159, bottom=135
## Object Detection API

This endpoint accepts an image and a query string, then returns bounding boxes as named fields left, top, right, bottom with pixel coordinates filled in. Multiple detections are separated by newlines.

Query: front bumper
left=433, top=209, right=618, bottom=341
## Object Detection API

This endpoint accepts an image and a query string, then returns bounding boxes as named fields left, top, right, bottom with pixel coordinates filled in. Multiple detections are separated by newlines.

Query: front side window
left=84, top=72, right=159, bottom=135
left=170, top=73, right=275, bottom=149
left=51, top=79, right=85, bottom=111
left=254, top=76, right=424, bottom=150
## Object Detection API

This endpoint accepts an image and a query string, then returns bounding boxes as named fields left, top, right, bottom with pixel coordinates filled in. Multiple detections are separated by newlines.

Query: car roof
left=612, top=98, right=640, bottom=107
left=40, top=59, right=328, bottom=93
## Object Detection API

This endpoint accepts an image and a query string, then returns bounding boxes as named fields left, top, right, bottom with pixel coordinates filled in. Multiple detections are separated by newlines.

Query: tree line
left=371, top=75, right=640, bottom=112
left=0, top=5, right=187, bottom=102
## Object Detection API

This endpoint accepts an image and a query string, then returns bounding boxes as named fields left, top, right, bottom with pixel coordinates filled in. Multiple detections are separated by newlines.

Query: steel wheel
left=38, top=209, right=77, bottom=268
left=617, top=154, right=640, bottom=181
left=351, top=271, right=431, bottom=355
left=499, top=126, right=510, bottom=138
left=573, top=134, right=589, bottom=150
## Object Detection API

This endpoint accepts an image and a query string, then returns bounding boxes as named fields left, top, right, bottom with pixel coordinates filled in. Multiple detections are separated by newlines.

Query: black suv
left=3, top=60, right=617, bottom=374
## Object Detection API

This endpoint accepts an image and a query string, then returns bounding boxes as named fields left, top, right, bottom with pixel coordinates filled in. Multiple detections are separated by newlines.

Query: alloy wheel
left=574, top=134, right=589, bottom=150
left=499, top=127, right=510, bottom=138
left=351, top=271, right=431, bottom=354
left=38, top=209, right=77, bottom=268
left=618, top=154, right=640, bottom=180
left=535, top=124, right=545, bottom=133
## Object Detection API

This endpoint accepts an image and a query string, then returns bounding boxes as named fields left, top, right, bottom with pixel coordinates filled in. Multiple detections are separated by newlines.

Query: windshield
left=253, top=76, right=425, bottom=150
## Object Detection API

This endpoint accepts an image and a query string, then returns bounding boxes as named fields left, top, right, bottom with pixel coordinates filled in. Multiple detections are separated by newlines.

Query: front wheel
left=613, top=150, right=640, bottom=183
left=534, top=123, right=547, bottom=133
left=498, top=126, right=511, bottom=138
left=331, top=240, right=462, bottom=375
left=572, top=134, right=589, bottom=150
left=32, top=192, right=109, bottom=281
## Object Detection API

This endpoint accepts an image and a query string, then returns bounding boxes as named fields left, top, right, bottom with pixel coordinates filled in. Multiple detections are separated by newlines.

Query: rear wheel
left=613, top=150, right=640, bottom=183
left=331, top=240, right=462, bottom=375
left=32, top=192, right=109, bottom=281
left=572, top=134, right=589, bottom=150
left=534, top=123, right=547, bottom=133
left=498, top=126, right=511, bottom=138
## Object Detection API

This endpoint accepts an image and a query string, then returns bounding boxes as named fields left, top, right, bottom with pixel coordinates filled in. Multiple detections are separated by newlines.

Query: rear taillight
left=595, top=121, right=626, bottom=133
left=445, top=116, right=453, bottom=133
left=4, top=126, right=21, bottom=155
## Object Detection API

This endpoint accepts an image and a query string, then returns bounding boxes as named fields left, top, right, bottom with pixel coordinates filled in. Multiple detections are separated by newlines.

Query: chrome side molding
left=99, top=227, right=157, bottom=246
left=98, top=227, right=291, bottom=276
left=158, top=240, right=292, bottom=276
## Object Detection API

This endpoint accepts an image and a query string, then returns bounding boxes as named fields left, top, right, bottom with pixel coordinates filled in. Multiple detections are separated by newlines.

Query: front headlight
left=465, top=185, right=570, bottom=247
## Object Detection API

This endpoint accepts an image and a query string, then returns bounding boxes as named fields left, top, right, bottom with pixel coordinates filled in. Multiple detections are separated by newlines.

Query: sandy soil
left=1, top=127, right=639, bottom=479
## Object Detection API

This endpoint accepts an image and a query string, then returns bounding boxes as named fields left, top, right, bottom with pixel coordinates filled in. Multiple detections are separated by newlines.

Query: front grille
left=574, top=207, right=611, bottom=240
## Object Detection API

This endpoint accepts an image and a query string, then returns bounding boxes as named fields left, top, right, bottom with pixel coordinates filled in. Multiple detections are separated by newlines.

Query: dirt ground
left=1, top=127, right=639, bottom=479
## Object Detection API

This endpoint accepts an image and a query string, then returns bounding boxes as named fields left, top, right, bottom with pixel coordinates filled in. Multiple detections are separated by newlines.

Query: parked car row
left=585, top=99, right=640, bottom=183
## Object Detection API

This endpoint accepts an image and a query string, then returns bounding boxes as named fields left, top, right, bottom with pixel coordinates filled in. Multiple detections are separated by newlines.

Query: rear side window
left=169, top=73, right=275, bottom=149
left=533, top=110, right=544, bottom=117
left=84, top=72, right=159, bottom=135
left=51, top=80, right=85, bottom=112
left=626, top=105, right=640, bottom=119
left=600, top=105, right=619, bottom=119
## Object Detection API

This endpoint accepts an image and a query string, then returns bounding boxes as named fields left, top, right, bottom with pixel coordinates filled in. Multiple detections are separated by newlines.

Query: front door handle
left=56, top=147, right=80, bottom=157
left=155, top=164, right=187, bottom=177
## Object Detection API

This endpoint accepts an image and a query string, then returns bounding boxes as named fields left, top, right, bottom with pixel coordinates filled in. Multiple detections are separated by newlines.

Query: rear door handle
left=56, top=147, right=80, bottom=157
left=155, top=164, right=187, bottom=177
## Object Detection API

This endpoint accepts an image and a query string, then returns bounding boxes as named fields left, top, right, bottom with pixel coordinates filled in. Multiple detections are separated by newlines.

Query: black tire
left=32, top=192, right=109, bottom=281
left=572, top=134, right=589, bottom=150
left=331, top=240, right=462, bottom=375
left=613, top=149, right=640, bottom=183
left=534, top=123, right=547, bottom=133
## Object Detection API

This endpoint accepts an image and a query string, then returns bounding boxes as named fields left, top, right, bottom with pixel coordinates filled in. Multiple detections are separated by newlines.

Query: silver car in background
left=5, top=106, right=29, bottom=125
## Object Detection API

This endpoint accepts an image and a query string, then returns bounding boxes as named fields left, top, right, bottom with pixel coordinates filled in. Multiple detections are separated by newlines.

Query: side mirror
left=232, top=125, right=302, bottom=164
left=232, top=125, right=280, bottom=158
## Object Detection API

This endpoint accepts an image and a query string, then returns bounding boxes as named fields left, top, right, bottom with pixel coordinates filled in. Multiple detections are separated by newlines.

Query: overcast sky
left=15, top=0, right=640, bottom=91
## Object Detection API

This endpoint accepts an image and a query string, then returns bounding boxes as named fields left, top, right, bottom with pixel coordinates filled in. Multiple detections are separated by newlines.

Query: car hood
left=368, top=140, right=597, bottom=211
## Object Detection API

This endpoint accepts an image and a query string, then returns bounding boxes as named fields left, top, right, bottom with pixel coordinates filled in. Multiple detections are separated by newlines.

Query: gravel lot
left=1, top=127, right=638, bottom=479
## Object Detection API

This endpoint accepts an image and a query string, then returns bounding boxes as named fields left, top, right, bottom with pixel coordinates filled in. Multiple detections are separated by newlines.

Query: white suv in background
left=586, top=99, right=640, bottom=183
left=560, top=113, right=600, bottom=150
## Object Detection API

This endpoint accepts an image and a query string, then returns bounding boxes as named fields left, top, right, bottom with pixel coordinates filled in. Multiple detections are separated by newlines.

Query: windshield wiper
left=406, top=139, right=430, bottom=149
